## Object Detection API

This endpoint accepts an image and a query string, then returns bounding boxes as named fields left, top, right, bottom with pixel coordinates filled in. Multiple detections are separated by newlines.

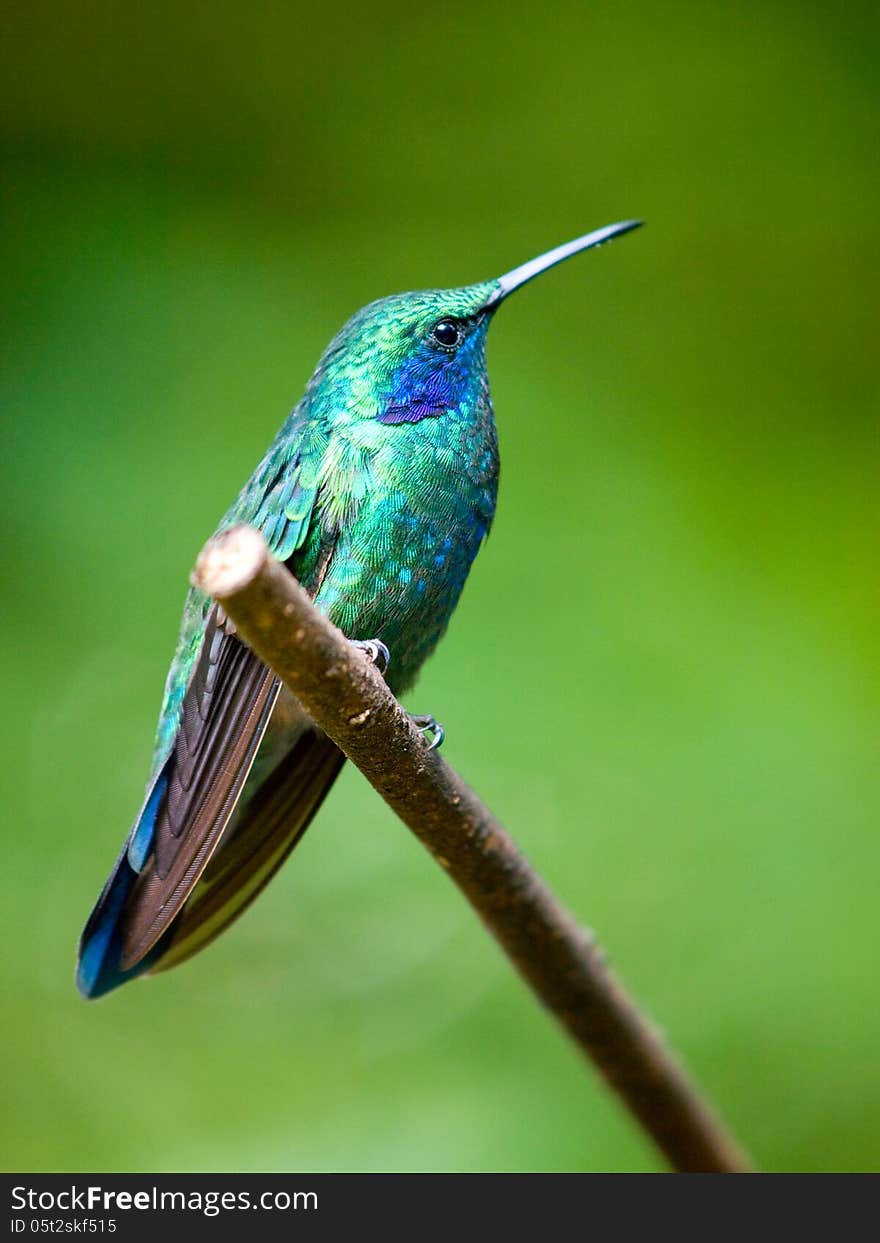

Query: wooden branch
left=192, top=524, right=752, bottom=1173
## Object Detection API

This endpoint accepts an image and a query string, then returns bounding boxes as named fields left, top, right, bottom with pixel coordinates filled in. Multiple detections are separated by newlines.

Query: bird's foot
left=410, top=713, right=445, bottom=751
left=351, top=638, right=391, bottom=676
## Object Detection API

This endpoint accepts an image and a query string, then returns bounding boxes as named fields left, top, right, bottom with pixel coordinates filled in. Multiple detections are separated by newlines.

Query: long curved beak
left=487, top=220, right=643, bottom=305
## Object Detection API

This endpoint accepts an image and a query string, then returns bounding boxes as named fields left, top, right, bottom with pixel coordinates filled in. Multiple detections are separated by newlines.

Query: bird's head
left=306, top=221, right=642, bottom=429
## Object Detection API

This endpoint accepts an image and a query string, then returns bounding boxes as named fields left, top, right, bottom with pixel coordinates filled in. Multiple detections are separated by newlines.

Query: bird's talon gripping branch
left=351, top=638, right=391, bottom=675
left=411, top=714, right=445, bottom=751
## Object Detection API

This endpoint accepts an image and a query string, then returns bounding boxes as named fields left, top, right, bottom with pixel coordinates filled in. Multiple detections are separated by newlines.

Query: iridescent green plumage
left=77, top=223, right=641, bottom=998
left=153, top=280, right=499, bottom=774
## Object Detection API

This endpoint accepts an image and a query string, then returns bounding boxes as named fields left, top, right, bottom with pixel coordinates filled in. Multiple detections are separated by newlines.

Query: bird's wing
left=148, top=711, right=345, bottom=973
left=115, top=605, right=283, bottom=969
left=77, top=408, right=335, bottom=997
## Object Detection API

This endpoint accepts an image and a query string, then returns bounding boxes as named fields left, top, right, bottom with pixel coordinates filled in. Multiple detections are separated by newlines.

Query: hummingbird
left=77, top=220, right=642, bottom=998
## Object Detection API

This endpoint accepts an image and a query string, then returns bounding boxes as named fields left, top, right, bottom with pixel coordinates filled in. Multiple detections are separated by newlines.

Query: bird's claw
left=351, top=643, right=440, bottom=747
left=351, top=638, right=391, bottom=675
left=411, top=713, right=445, bottom=751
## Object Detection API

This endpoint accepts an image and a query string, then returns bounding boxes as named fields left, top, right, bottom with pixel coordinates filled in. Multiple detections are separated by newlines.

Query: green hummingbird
left=77, top=220, right=642, bottom=998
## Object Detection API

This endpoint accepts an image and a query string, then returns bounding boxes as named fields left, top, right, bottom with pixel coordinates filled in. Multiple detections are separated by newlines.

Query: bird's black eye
left=431, top=319, right=461, bottom=348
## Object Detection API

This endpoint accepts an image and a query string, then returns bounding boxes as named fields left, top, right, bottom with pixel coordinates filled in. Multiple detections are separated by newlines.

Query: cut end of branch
left=192, top=524, right=269, bottom=598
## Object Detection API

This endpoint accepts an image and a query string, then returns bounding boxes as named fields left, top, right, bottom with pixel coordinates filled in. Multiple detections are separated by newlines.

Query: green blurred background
left=2, top=0, right=878, bottom=1172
